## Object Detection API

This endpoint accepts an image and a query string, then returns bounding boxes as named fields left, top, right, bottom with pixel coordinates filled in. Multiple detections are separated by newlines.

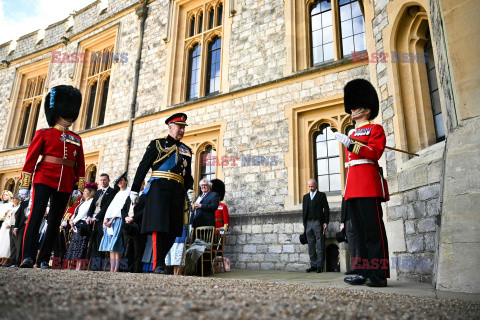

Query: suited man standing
left=302, top=179, right=330, bottom=273
left=191, top=179, right=219, bottom=229
left=86, top=173, right=117, bottom=266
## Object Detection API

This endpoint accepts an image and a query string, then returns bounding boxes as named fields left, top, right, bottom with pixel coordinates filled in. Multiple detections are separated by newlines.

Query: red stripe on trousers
left=375, top=198, right=387, bottom=278
left=21, top=187, right=36, bottom=262
left=152, top=231, right=157, bottom=270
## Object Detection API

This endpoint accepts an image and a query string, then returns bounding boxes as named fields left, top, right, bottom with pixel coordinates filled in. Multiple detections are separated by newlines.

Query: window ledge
left=399, top=140, right=446, bottom=171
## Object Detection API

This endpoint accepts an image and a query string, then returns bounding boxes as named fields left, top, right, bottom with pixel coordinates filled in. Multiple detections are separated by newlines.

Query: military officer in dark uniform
left=130, top=113, right=193, bottom=274
left=18, top=85, right=84, bottom=269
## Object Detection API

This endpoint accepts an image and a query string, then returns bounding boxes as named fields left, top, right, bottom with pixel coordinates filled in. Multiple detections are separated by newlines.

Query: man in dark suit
left=302, top=179, right=330, bottom=273
left=191, top=179, right=220, bottom=229
left=86, top=173, right=117, bottom=268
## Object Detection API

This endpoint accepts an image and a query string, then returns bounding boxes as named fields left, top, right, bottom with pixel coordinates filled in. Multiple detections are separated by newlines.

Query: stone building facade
left=0, top=0, right=478, bottom=293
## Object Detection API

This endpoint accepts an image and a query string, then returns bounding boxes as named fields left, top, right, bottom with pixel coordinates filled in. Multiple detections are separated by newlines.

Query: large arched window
left=4, top=179, right=15, bottom=194
left=310, top=0, right=334, bottom=65
left=86, top=164, right=98, bottom=183
left=80, top=43, right=113, bottom=130
left=314, top=125, right=341, bottom=193
left=339, top=0, right=366, bottom=56
left=391, top=5, right=445, bottom=153
left=200, top=145, right=216, bottom=182
left=206, top=37, right=222, bottom=95
left=16, top=74, right=46, bottom=146
left=186, top=44, right=201, bottom=101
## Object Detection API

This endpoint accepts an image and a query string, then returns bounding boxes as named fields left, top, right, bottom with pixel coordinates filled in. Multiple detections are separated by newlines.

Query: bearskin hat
left=211, top=179, right=225, bottom=201
left=343, top=79, right=379, bottom=120
left=44, top=85, right=82, bottom=127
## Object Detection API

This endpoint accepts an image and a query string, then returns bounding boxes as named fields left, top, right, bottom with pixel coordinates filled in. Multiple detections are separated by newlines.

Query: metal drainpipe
left=124, top=1, right=148, bottom=173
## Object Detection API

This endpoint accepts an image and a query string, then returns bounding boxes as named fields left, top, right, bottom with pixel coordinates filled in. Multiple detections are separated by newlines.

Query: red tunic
left=215, top=203, right=230, bottom=229
left=344, top=122, right=389, bottom=201
left=20, top=126, right=85, bottom=193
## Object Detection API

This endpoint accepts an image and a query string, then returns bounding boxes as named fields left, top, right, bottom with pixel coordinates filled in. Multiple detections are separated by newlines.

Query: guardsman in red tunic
left=211, top=179, right=229, bottom=230
left=335, top=79, right=390, bottom=287
left=19, top=85, right=84, bottom=269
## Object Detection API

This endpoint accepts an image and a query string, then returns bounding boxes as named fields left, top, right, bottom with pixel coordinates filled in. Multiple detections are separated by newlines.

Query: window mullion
left=199, top=34, right=207, bottom=97
left=332, top=0, right=342, bottom=61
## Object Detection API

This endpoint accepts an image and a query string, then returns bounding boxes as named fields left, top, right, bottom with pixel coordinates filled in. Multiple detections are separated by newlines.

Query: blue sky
left=0, top=0, right=95, bottom=44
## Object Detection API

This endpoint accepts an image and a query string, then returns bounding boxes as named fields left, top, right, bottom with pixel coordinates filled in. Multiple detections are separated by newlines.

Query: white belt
left=345, top=159, right=375, bottom=168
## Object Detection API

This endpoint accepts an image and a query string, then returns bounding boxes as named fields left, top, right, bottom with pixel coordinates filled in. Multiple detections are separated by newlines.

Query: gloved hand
left=19, top=189, right=30, bottom=199
left=187, top=189, right=195, bottom=201
left=130, top=191, right=139, bottom=205
left=61, top=221, right=68, bottom=228
left=72, top=190, right=82, bottom=198
left=335, top=132, right=351, bottom=148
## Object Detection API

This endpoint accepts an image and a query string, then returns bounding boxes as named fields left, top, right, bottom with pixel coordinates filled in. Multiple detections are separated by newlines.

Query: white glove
left=187, top=189, right=195, bottom=201
left=72, top=190, right=82, bottom=198
left=19, top=189, right=30, bottom=199
left=130, top=191, right=139, bottom=205
left=335, top=132, right=351, bottom=148
left=61, top=221, right=68, bottom=228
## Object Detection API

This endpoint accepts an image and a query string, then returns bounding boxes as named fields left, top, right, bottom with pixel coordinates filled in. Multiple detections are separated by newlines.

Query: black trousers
left=22, top=183, right=70, bottom=264
left=346, top=197, right=390, bottom=279
left=14, top=225, right=26, bottom=265
left=9, top=227, right=17, bottom=263
left=122, top=222, right=147, bottom=273
left=87, top=220, right=104, bottom=261
left=152, top=231, right=176, bottom=269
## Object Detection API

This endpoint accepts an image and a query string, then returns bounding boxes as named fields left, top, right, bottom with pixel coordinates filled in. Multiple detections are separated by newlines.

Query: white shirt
left=104, top=188, right=130, bottom=219
left=71, top=198, right=94, bottom=225
left=310, top=190, right=317, bottom=200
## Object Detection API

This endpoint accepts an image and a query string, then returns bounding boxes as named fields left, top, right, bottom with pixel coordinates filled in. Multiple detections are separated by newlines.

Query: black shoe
left=344, top=275, right=366, bottom=285
left=19, top=258, right=34, bottom=268
left=3, top=262, right=15, bottom=268
left=39, top=261, right=51, bottom=269
left=306, top=266, right=316, bottom=273
left=316, top=268, right=323, bottom=273
left=345, top=269, right=356, bottom=275
left=366, top=276, right=387, bottom=287
left=153, top=266, right=166, bottom=274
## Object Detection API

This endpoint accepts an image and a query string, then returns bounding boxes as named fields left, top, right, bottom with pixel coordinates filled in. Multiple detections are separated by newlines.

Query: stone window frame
left=165, top=0, right=231, bottom=106
left=180, top=121, right=226, bottom=196
left=85, top=164, right=98, bottom=184
left=72, top=27, right=117, bottom=132
left=4, top=59, right=50, bottom=148
left=285, top=0, right=366, bottom=73
left=184, top=2, right=224, bottom=101
left=382, top=3, right=446, bottom=156
left=0, top=167, right=22, bottom=196
left=285, top=95, right=353, bottom=207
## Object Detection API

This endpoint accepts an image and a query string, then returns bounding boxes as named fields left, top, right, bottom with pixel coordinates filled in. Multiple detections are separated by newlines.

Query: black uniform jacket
left=131, top=135, right=193, bottom=236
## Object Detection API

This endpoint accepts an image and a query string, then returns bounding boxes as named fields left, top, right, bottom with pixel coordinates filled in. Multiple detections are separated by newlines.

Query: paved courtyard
left=1, top=268, right=479, bottom=319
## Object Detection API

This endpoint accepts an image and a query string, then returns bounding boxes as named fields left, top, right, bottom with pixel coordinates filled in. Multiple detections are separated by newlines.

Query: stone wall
left=229, top=0, right=287, bottom=90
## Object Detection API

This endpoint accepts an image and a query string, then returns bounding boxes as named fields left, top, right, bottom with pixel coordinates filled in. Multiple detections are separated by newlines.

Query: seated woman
left=99, top=173, right=130, bottom=272
left=65, top=183, right=97, bottom=270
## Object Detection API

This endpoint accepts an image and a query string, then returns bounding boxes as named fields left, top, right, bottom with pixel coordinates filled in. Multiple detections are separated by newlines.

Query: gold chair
left=195, top=226, right=215, bottom=277
left=213, top=227, right=226, bottom=272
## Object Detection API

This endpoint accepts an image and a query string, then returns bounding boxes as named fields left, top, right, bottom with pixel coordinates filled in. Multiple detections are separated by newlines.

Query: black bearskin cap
left=343, top=79, right=379, bottom=120
left=211, top=179, right=225, bottom=201
left=44, top=85, right=82, bottom=127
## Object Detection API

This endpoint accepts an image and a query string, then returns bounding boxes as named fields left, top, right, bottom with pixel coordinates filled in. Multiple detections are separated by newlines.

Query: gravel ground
left=1, top=268, right=479, bottom=320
